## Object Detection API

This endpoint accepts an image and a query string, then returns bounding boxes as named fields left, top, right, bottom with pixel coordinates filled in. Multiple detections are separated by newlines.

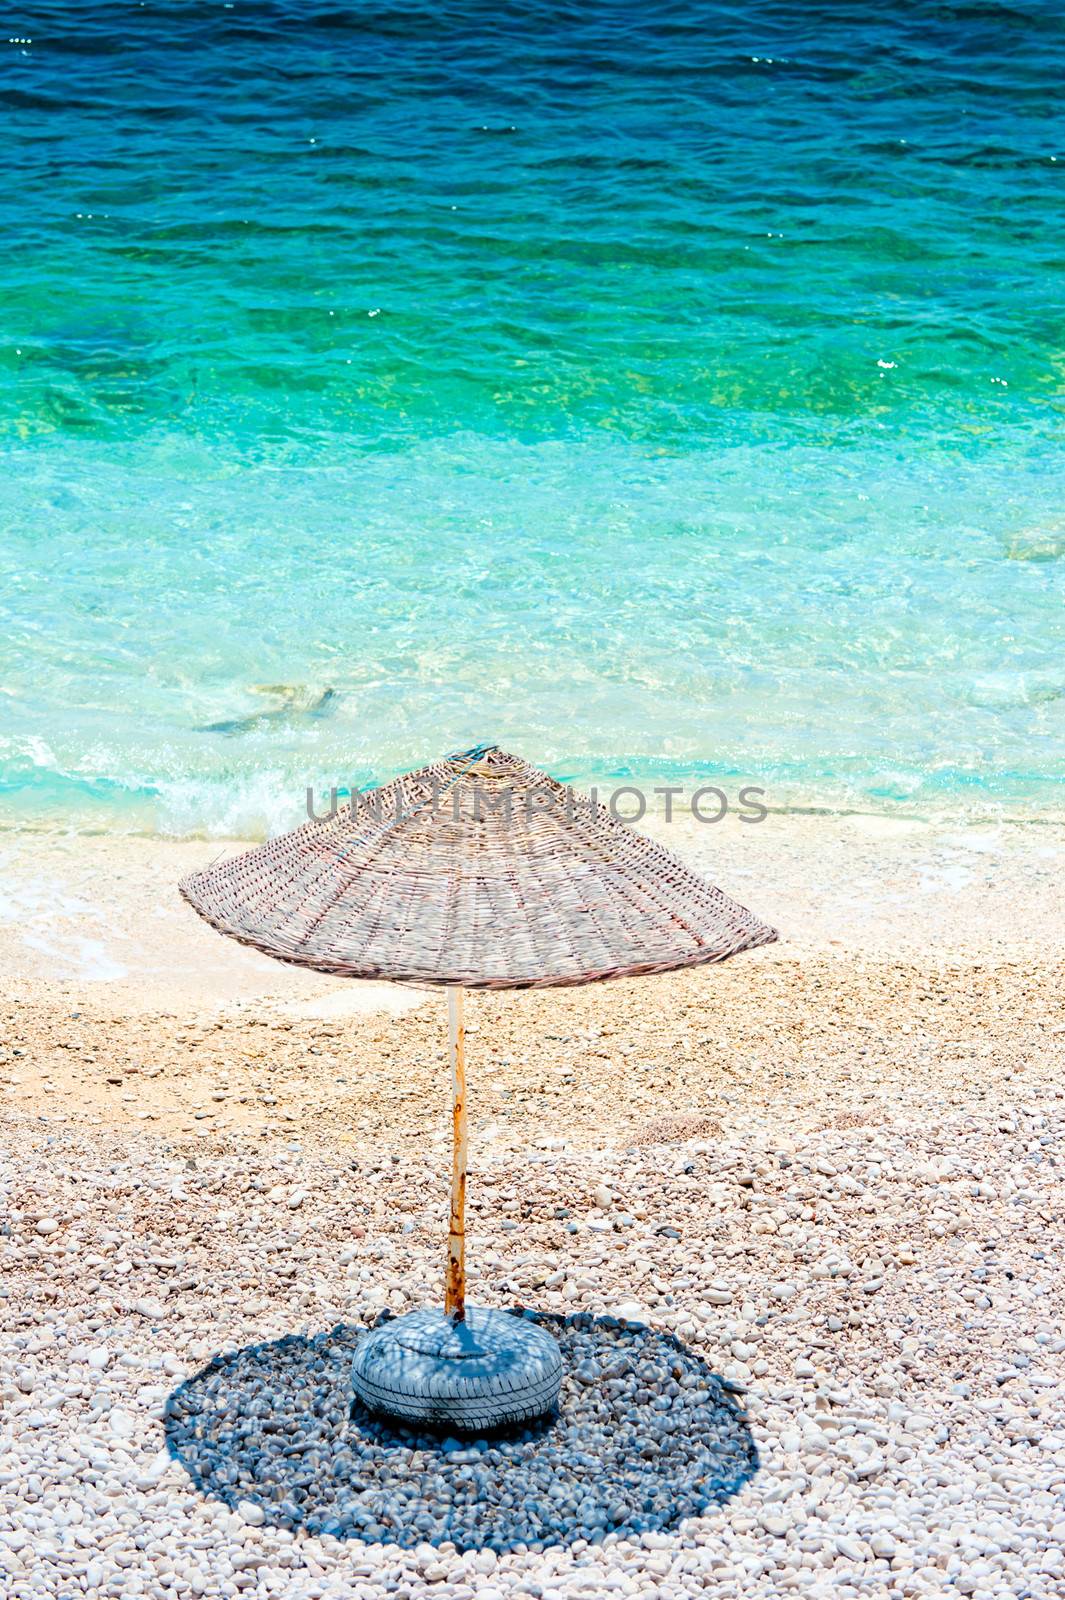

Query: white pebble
left=109, top=1407, right=135, bottom=1439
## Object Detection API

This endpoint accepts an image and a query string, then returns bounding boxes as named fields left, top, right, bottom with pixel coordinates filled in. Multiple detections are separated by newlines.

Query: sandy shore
left=2, top=815, right=1064, bottom=1598
left=2, top=810, right=1062, bottom=1152
left=2, top=809, right=1064, bottom=1004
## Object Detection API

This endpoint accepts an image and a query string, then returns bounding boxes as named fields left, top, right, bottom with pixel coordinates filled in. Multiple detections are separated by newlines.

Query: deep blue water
left=1, top=2, right=1062, bottom=834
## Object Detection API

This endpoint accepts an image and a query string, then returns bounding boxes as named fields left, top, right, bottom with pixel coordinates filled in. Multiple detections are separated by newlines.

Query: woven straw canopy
left=180, top=747, right=777, bottom=989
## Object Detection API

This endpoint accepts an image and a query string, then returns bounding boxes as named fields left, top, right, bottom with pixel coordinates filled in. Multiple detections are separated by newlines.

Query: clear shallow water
left=1, top=2, right=1063, bottom=836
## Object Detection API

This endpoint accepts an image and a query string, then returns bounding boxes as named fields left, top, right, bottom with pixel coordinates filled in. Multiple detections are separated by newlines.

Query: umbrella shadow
left=165, top=1311, right=758, bottom=1553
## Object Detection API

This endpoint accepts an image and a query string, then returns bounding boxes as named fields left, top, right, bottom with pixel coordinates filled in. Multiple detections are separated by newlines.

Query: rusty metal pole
left=445, top=985, right=467, bottom=1321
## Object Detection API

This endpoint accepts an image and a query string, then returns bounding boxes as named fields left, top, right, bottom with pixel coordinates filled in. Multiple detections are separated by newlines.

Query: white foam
left=23, top=931, right=128, bottom=982
left=0, top=860, right=129, bottom=981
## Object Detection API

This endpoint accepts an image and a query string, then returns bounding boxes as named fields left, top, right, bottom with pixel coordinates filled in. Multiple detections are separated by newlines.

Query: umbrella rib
left=294, top=753, right=489, bottom=969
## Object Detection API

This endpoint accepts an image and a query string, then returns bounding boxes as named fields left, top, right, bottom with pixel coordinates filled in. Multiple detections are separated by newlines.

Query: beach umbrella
left=180, top=746, right=776, bottom=1430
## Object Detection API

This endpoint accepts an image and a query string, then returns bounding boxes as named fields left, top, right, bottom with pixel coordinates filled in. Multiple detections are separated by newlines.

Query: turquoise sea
left=1, top=2, right=1063, bottom=836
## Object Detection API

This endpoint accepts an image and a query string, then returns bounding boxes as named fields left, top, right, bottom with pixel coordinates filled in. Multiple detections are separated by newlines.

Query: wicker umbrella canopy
left=179, top=745, right=777, bottom=1428
left=179, top=745, right=776, bottom=990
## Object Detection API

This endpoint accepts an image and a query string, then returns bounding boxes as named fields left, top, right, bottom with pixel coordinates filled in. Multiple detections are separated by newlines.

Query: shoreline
left=1, top=809, right=1062, bottom=1011
left=2, top=807, right=1062, bottom=1159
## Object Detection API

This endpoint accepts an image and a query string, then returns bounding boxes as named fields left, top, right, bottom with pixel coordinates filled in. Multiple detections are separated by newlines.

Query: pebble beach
left=5, top=2, right=1065, bottom=1594
left=2, top=820, right=1063, bottom=1600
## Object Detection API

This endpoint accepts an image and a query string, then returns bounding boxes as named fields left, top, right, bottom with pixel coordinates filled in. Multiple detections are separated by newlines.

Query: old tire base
left=351, top=1307, right=562, bottom=1433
